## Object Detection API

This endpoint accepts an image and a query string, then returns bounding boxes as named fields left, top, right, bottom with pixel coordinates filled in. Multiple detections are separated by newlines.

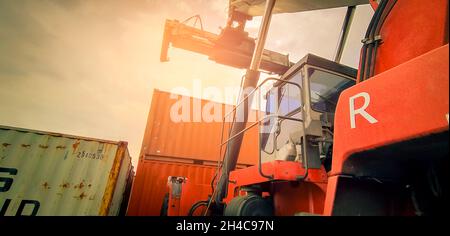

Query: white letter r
left=349, top=92, right=378, bottom=129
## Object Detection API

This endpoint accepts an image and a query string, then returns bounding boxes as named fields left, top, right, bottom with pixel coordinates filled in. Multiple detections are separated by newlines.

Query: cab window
left=308, top=68, right=354, bottom=113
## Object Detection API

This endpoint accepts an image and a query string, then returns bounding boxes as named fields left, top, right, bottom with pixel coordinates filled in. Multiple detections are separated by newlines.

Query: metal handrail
left=218, top=77, right=304, bottom=180
left=222, top=78, right=301, bottom=119
left=220, top=114, right=303, bottom=146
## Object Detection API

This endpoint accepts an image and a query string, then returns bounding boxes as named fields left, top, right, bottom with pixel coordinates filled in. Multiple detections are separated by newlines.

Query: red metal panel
left=373, top=0, right=448, bottom=75
left=331, top=44, right=449, bottom=177
left=140, top=89, right=259, bottom=166
left=224, top=160, right=328, bottom=204
left=228, top=161, right=327, bottom=189
left=369, top=0, right=378, bottom=10
left=178, top=180, right=211, bottom=216
left=126, top=159, right=216, bottom=216
left=323, top=175, right=340, bottom=216
left=272, top=181, right=327, bottom=216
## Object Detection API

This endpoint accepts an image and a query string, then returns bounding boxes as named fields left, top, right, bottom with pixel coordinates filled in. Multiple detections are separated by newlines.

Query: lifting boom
left=160, top=18, right=292, bottom=75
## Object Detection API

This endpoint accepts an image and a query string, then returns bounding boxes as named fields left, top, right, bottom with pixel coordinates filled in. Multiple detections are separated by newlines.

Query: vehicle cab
left=261, top=54, right=356, bottom=172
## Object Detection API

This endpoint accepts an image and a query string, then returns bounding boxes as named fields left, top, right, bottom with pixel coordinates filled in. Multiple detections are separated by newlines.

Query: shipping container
left=127, top=158, right=217, bottom=216
left=140, top=89, right=260, bottom=166
left=127, top=90, right=260, bottom=215
left=0, top=125, right=133, bottom=216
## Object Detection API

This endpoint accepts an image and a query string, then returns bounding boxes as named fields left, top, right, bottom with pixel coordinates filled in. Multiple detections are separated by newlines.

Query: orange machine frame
left=164, top=0, right=449, bottom=216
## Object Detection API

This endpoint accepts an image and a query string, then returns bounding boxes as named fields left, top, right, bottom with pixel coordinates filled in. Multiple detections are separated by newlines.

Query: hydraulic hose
left=188, top=200, right=210, bottom=216
left=359, top=0, right=387, bottom=82
left=368, top=0, right=397, bottom=78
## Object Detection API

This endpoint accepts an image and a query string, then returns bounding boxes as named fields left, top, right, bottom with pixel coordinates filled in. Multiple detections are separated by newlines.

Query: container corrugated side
left=127, top=158, right=217, bottom=216
left=140, top=89, right=259, bottom=166
left=0, top=125, right=132, bottom=216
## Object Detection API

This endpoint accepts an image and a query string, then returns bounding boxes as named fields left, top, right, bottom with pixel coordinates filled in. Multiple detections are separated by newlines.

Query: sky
left=0, top=0, right=373, bottom=169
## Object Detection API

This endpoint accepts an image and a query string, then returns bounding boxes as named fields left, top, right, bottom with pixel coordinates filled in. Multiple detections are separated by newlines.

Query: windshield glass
left=264, top=71, right=302, bottom=118
left=308, top=68, right=355, bottom=113
left=262, top=71, right=302, bottom=152
left=279, top=72, right=302, bottom=116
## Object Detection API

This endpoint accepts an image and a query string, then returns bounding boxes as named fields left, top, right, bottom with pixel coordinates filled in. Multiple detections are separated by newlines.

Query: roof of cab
left=281, top=53, right=357, bottom=81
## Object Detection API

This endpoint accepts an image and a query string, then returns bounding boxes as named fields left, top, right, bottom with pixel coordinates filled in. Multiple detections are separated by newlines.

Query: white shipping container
left=0, top=125, right=133, bottom=216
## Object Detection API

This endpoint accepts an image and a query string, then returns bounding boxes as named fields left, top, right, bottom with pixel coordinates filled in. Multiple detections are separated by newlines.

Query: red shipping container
left=127, top=90, right=259, bottom=215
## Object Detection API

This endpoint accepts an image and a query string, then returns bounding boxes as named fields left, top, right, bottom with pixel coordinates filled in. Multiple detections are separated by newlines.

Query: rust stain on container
left=98, top=141, right=128, bottom=216
left=78, top=192, right=87, bottom=200
left=60, top=182, right=70, bottom=188
left=74, top=182, right=85, bottom=189
left=72, top=140, right=80, bottom=154
left=42, top=182, right=51, bottom=189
